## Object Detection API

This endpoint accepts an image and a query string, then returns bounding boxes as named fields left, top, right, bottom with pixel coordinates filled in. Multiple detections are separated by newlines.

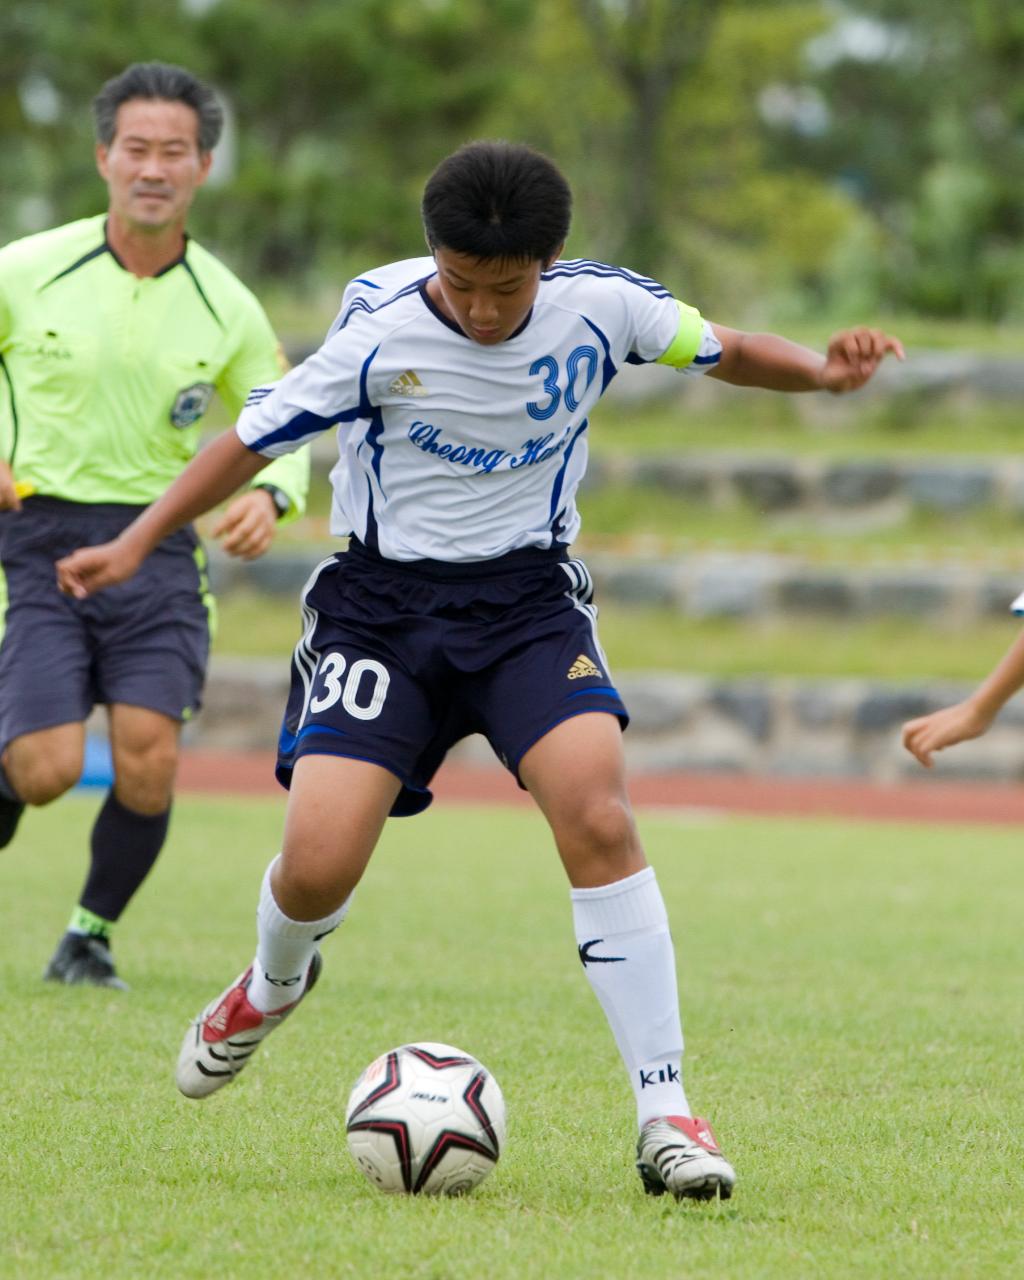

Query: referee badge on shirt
left=170, top=382, right=216, bottom=428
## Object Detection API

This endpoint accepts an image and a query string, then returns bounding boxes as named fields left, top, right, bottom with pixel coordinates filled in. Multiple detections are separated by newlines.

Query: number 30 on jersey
left=310, top=652, right=390, bottom=721
left=526, top=345, right=599, bottom=421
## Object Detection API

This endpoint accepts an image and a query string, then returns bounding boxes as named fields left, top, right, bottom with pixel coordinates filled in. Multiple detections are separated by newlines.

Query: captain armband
left=655, top=300, right=706, bottom=370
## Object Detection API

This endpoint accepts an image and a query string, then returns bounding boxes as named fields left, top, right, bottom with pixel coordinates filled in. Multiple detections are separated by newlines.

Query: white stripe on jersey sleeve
left=327, top=257, right=435, bottom=339
left=235, top=327, right=373, bottom=458
left=239, top=259, right=436, bottom=460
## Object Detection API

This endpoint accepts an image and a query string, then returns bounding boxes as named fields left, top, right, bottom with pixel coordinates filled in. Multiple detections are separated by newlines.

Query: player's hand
left=212, top=489, right=277, bottom=560
left=56, top=537, right=144, bottom=600
left=901, top=701, right=993, bottom=768
left=820, top=328, right=905, bottom=393
left=0, top=461, right=24, bottom=512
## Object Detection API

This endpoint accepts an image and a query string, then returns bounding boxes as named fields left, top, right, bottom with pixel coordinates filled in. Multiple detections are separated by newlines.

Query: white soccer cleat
left=175, top=953, right=322, bottom=1099
left=636, top=1115, right=736, bottom=1201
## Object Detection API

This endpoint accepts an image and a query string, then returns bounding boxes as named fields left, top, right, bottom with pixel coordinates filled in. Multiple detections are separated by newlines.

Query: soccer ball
left=345, top=1042, right=506, bottom=1196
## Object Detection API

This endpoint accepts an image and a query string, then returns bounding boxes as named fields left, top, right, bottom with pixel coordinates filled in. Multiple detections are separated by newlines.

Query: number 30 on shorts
left=309, top=652, right=390, bottom=721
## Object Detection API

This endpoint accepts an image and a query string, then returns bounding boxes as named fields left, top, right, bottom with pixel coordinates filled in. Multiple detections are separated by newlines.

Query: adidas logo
left=207, top=1001, right=231, bottom=1035
left=567, top=654, right=602, bottom=680
left=388, top=369, right=428, bottom=397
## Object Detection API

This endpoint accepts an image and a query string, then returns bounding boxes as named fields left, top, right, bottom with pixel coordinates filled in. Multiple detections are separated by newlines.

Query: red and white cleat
left=175, top=953, right=321, bottom=1099
left=636, top=1115, right=736, bottom=1201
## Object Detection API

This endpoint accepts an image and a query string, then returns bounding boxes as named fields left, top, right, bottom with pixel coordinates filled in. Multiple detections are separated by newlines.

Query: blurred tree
left=570, top=0, right=718, bottom=270
left=193, top=0, right=535, bottom=289
left=497, top=0, right=856, bottom=318
left=0, top=0, right=534, bottom=296
left=769, top=0, right=1024, bottom=320
left=0, top=0, right=208, bottom=235
left=4, top=0, right=1014, bottom=323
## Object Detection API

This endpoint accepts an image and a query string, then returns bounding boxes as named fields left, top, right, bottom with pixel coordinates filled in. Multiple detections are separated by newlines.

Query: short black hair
left=92, top=62, right=223, bottom=152
left=421, top=141, right=572, bottom=264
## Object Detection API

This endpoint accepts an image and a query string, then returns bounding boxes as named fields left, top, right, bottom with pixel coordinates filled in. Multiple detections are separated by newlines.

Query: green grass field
left=2, top=794, right=1022, bottom=1278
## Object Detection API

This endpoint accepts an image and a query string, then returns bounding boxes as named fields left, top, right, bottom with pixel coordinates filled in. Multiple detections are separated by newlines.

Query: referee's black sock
left=78, top=790, right=171, bottom=924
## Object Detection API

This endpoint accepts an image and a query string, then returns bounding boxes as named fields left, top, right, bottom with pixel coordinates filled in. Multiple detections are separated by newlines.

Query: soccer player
left=57, top=141, right=903, bottom=1199
left=0, top=62, right=309, bottom=989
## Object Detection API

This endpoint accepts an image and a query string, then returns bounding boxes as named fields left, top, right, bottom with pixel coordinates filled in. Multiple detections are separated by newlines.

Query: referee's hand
left=0, top=462, right=24, bottom=511
left=212, top=489, right=277, bottom=560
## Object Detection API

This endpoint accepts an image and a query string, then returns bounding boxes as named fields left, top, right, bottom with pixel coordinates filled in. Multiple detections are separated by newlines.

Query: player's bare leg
left=520, top=711, right=645, bottom=889
left=520, top=713, right=735, bottom=1200
left=176, top=754, right=401, bottom=1098
left=274, top=754, right=401, bottom=919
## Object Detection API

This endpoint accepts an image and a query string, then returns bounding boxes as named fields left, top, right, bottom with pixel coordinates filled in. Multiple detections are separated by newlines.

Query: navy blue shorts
left=0, top=497, right=213, bottom=751
left=277, top=540, right=629, bottom=816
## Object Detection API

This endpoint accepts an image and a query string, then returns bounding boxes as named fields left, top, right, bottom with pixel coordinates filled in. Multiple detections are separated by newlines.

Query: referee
left=0, top=62, right=309, bottom=988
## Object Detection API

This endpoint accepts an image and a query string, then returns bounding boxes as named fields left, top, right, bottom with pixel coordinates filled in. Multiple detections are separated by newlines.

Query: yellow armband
left=655, top=300, right=705, bottom=369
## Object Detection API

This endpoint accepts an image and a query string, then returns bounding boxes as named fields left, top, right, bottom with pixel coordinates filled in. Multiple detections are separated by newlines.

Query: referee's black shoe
left=43, top=932, right=129, bottom=990
left=0, top=795, right=24, bottom=849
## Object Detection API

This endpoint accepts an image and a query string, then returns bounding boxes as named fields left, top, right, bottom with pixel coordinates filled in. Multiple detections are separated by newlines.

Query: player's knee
left=113, top=744, right=178, bottom=812
left=275, top=855, right=352, bottom=919
left=565, top=793, right=639, bottom=864
left=14, top=753, right=82, bottom=805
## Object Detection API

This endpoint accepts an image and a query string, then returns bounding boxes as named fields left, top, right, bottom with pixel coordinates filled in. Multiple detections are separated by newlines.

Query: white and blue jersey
left=236, top=256, right=721, bottom=563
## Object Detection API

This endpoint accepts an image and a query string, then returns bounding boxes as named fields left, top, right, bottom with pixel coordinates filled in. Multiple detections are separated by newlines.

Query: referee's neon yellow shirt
left=0, top=214, right=307, bottom=513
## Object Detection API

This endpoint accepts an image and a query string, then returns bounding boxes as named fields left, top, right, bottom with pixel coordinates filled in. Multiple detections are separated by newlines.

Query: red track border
left=176, top=750, right=1024, bottom=826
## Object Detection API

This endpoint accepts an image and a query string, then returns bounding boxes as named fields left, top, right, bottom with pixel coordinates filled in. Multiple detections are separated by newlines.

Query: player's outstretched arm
left=902, top=627, right=1024, bottom=767
left=709, top=325, right=905, bottom=394
left=57, top=429, right=270, bottom=598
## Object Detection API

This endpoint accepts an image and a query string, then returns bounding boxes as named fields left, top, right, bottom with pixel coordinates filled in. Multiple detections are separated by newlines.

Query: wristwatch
left=255, top=483, right=290, bottom=520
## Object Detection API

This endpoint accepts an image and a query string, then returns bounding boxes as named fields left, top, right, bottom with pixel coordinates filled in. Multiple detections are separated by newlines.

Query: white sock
left=247, top=855, right=351, bottom=1013
left=572, top=866, right=690, bottom=1127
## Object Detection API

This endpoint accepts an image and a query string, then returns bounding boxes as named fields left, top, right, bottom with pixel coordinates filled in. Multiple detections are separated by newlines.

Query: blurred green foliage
left=772, top=0, right=1024, bottom=321
left=3, top=1, right=1022, bottom=323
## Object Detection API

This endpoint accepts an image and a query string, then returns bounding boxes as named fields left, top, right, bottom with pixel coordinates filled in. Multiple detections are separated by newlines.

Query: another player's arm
left=902, top=628, right=1024, bottom=768
left=708, top=324, right=904, bottom=393
left=58, top=429, right=269, bottom=598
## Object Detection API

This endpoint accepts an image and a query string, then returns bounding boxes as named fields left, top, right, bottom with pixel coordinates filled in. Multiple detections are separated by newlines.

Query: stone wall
left=584, top=550, right=1023, bottom=623
left=583, top=451, right=1024, bottom=519
left=190, top=658, right=1024, bottom=785
left=211, top=545, right=1024, bottom=624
